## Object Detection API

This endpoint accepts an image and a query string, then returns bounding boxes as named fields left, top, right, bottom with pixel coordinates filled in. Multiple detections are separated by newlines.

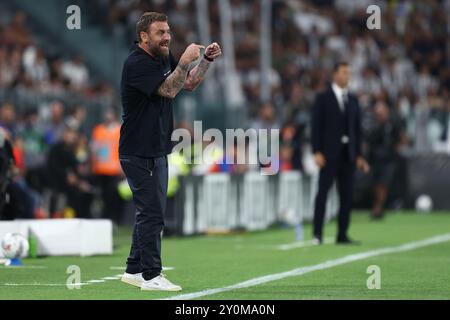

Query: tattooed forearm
left=157, top=62, right=190, bottom=99
left=184, top=58, right=211, bottom=91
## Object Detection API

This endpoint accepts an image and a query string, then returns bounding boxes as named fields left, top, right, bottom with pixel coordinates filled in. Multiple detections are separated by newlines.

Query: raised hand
left=180, top=43, right=205, bottom=65
left=204, top=42, right=222, bottom=61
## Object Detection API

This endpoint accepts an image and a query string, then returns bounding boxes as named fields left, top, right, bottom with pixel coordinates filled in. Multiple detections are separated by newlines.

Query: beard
left=148, top=41, right=170, bottom=59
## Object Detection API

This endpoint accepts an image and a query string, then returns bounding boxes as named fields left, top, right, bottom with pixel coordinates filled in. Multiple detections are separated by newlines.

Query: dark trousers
left=313, top=145, right=355, bottom=240
left=119, top=155, right=168, bottom=280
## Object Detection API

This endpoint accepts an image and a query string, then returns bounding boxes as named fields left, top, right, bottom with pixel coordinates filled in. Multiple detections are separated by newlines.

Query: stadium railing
left=165, top=171, right=338, bottom=236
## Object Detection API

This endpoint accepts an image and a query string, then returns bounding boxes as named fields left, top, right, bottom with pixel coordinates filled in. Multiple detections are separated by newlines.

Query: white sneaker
left=141, top=274, right=182, bottom=291
left=121, top=272, right=144, bottom=287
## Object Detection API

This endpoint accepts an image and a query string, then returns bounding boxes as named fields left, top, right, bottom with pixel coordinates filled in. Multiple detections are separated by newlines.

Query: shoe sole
left=121, top=277, right=143, bottom=288
left=141, top=286, right=182, bottom=292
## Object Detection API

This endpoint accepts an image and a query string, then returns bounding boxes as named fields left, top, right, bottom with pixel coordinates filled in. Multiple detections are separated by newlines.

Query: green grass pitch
left=1, top=211, right=450, bottom=300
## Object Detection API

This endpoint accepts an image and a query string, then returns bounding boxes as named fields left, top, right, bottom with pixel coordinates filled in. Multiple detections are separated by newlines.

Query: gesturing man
left=311, top=62, right=370, bottom=245
left=119, top=12, right=221, bottom=291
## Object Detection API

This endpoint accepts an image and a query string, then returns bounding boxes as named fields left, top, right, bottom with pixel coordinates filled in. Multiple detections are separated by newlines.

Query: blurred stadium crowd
left=0, top=0, right=449, bottom=222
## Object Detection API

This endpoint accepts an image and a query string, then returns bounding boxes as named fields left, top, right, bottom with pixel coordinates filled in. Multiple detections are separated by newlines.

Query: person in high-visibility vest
left=91, top=108, right=124, bottom=224
left=167, top=151, right=190, bottom=198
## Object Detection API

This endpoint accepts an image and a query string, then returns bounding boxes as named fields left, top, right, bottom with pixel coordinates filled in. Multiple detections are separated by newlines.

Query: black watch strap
left=203, top=54, right=214, bottom=62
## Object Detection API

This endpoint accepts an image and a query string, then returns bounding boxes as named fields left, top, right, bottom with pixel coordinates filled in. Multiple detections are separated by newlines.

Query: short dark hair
left=333, top=61, right=349, bottom=73
left=136, top=12, right=168, bottom=43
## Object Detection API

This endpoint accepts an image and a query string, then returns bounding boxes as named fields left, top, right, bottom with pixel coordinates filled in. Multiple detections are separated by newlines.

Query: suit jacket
left=311, top=85, right=362, bottom=162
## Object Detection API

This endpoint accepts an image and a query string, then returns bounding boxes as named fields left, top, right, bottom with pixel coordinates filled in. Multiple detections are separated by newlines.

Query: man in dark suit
left=311, top=62, right=370, bottom=245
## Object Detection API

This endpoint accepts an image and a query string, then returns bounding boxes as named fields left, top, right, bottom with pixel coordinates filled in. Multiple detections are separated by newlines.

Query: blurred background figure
left=43, top=101, right=66, bottom=146
left=251, top=103, right=281, bottom=171
left=66, top=104, right=88, bottom=136
left=0, top=103, right=17, bottom=138
left=91, top=108, right=124, bottom=225
left=0, top=127, right=16, bottom=217
left=60, top=55, right=89, bottom=91
left=280, top=121, right=304, bottom=172
left=45, top=125, right=93, bottom=218
left=367, top=100, right=406, bottom=219
left=17, top=108, right=47, bottom=198
left=0, top=104, right=37, bottom=220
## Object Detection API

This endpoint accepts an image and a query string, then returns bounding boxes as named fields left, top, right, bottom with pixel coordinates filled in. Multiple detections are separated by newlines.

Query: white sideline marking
left=2, top=275, right=120, bottom=287
left=86, top=279, right=105, bottom=283
left=2, top=276, right=119, bottom=286
left=0, top=265, right=48, bottom=269
left=4, top=282, right=89, bottom=286
left=4, top=267, right=176, bottom=287
left=277, top=237, right=334, bottom=250
left=163, top=266, right=175, bottom=271
left=164, top=233, right=450, bottom=300
left=109, top=266, right=126, bottom=270
left=101, top=276, right=121, bottom=280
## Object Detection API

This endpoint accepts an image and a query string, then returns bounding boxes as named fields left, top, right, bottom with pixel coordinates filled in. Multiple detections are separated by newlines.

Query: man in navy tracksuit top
left=119, top=12, right=221, bottom=291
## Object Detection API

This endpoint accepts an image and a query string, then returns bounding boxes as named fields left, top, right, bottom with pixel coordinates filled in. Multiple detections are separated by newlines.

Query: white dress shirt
left=331, top=82, right=349, bottom=112
left=331, top=82, right=350, bottom=144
